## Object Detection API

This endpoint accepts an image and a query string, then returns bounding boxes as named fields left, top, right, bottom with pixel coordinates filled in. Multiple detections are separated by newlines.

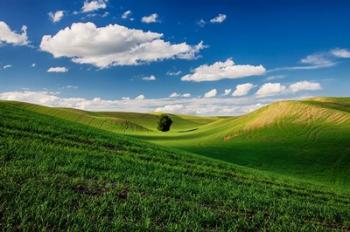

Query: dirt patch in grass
left=117, top=187, right=129, bottom=200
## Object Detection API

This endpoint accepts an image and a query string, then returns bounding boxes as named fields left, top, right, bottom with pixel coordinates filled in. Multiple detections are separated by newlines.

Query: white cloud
left=269, top=51, right=338, bottom=73
left=301, top=54, right=333, bottom=66
left=141, top=13, right=159, bottom=23
left=135, top=94, right=145, bottom=100
left=181, top=58, right=266, bottom=82
left=154, top=100, right=265, bottom=115
left=210, top=14, right=227, bottom=23
left=169, top=92, right=191, bottom=98
left=40, top=22, right=204, bottom=68
left=289, top=81, right=321, bottom=93
left=47, top=67, right=68, bottom=73
left=0, top=21, right=29, bottom=46
left=269, top=48, right=350, bottom=73
left=331, top=48, right=350, bottom=58
left=166, top=70, right=182, bottom=76
left=121, top=10, right=132, bottom=19
left=268, top=63, right=334, bottom=72
left=169, top=92, right=180, bottom=98
left=2, top=64, right=12, bottom=70
left=198, top=14, right=226, bottom=27
left=0, top=90, right=310, bottom=116
left=82, top=0, right=107, bottom=13
left=256, top=83, right=286, bottom=98
left=256, top=81, right=321, bottom=98
left=0, top=90, right=62, bottom=106
left=232, top=83, right=254, bottom=97
left=49, top=11, right=64, bottom=23
left=204, top=89, right=217, bottom=98
left=223, top=89, right=231, bottom=96
left=155, top=104, right=184, bottom=113
left=142, top=75, right=156, bottom=81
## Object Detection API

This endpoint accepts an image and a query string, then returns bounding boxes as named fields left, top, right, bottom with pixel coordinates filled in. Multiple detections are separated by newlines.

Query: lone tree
left=157, top=114, right=173, bottom=132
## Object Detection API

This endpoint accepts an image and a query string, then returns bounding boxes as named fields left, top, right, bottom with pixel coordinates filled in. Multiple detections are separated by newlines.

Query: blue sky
left=0, top=0, right=349, bottom=115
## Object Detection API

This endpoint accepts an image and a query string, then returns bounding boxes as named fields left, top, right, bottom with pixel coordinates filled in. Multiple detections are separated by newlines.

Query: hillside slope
left=1, top=100, right=350, bottom=230
left=141, top=98, right=350, bottom=186
left=302, top=97, right=350, bottom=113
left=4, top=101, right=216, bottom=133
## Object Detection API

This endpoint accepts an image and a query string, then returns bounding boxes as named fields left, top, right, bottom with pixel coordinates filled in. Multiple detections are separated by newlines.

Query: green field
left=140, top=98, right=350, bottom=187
left=1, top=98, right=350, bottom=230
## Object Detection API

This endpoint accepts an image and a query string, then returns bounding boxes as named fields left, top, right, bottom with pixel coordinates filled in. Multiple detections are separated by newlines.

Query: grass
left=3, top=98, right=350, bottom=187
left=12, top=101, right=216, bottom=133
left=1, top=98, right=350, bottom=230
left=138, top=98, right=350, bottom=187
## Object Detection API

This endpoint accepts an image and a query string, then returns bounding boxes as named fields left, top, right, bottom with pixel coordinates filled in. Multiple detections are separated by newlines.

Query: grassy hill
left=141, top=98, right=350, bottom=187
left=2, top=98, right=350, bottom=187
left=1, top=100, right=350, bottom=230
left=8, top=101, right=216, bottom=133
left=95, top=111, right=217, bottom=131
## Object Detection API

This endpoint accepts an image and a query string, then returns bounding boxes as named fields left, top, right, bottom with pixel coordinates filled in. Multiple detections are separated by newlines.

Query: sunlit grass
left=1, top=100, right=350, bottom=230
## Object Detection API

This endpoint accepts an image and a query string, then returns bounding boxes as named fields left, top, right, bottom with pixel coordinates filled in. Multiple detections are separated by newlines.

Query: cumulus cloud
left=331, top=48, right=350, bottom=58
left=169, top=92, right=180, bottom=98
left=154, top=100, right=265, bottom=115
left=135, top=94, right=145, bottom=100
left=204, top=89, right=217, bottom=98
left=288, top=81, right=322, bottom=93
left=40, top=22, right=204, bottom=68
left=256, top=81, right=321, bottom=98
left=0, top=90, right=313, bottom=116
left=181, top=58, right=266, bottom=82
left=47, top=67, right=68, bottom=73
left=121, top=10, right=132, bottom=20
left=232, top=83, right=255, bottom=97
left=155, top=104, right=184, bottom=113
left=49, top=11, right=64, bottom=23
left=198, top=14, right=226, bottom=27
left=210, top=14, right=227, bottom=23
left=0, top=21, right=29, bottom=46
left=256, top=83, right=286, bottom=98
left=82, top=0, right=107, bottom=13
left=141, top=13, right=159, bottom=23
left=142, top=75, right=156, bottom=81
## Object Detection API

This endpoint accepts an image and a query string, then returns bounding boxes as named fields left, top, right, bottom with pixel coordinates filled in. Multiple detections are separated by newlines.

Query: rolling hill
left=2, top=98, right=350, bottom=187
left=1, top=99, right=350, bottom=230
left=7, top=101, right=216, bottom=133
left=141, top=98, right=350, bottom=187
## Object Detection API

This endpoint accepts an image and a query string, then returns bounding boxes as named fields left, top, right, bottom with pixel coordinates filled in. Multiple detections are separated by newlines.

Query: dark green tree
left=157, top=114, right=173, bottom=132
